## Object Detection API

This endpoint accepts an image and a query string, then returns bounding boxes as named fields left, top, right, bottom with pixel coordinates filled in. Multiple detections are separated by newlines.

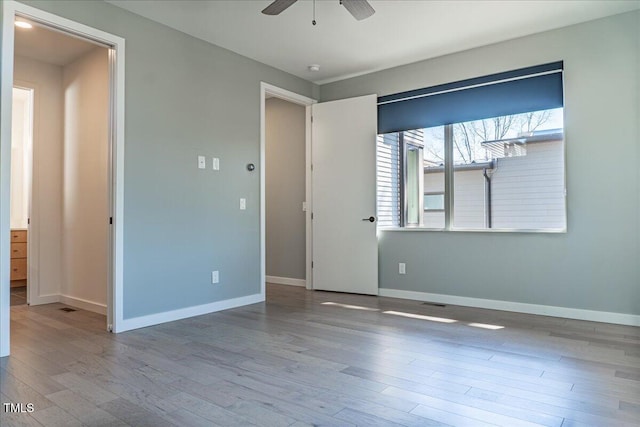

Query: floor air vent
left=422, top=302, right=446, bottom=307
left=60, top=307, right=77, bottom=312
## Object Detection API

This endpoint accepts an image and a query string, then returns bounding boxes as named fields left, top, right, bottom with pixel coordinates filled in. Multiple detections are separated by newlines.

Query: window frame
left=382, top=118, right=567, bottom=234
left=401, top=134, right=424, bottom=228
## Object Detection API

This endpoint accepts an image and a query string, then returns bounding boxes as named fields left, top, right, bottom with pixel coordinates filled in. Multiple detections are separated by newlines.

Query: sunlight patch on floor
left=468, top=322, right=505, bottom=330
left=321, top=302, right=380, bottom=311
left=383, top=310, right=457, bottom=323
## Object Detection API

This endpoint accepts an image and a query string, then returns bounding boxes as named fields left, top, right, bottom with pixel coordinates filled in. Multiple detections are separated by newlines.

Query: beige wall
left=265, top=98, right=306, bottom=281
left=62, top=47, right=109, bottom=309
left=10, top=88, right=30, bottom=229
left=13, top=55, right=64, bottom=300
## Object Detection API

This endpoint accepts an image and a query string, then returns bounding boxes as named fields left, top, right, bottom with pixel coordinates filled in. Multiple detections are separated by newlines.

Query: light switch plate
left=212, top=157, right=220, bottom=170
left=399, top=263, right=406, bottom=275
left=240, top=198, right=246, bottom=210
left=198, top=155, right=206, bottom=169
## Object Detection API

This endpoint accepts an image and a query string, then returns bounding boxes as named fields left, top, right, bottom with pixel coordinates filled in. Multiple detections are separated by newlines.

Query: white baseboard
left=266, top=275, right=306, bottom=287
left=29, top=294, right=60, bottom=306
left=379, top=288, right=640, bottom=327
left=59, top=294, right=107, bottom=315
left=116, top=293, right=264, bottom=333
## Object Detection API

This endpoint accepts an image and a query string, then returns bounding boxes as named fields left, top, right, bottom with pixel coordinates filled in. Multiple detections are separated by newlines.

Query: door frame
left=259, top=83, right=316, bottom=296
left=0, top=0, right=126, bottom=357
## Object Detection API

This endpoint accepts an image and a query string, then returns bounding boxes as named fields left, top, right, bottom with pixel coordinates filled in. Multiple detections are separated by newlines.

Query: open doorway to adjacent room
left=260, top=83, right=315, bottom=295
left=0, top=2, right=125, bottom=357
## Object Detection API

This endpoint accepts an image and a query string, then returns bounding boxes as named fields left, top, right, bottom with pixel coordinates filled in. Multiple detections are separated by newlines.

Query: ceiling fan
left=262, top=0, right=375, bottom=24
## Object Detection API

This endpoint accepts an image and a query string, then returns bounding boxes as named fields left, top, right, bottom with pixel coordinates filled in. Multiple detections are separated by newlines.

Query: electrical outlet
left=399, top=263, right=406, bottom=275
left=211, top=271, right=219, bottom=284
left=198, top=155, right=206, bottom=169
left=240, top=198, right=246, bottom=210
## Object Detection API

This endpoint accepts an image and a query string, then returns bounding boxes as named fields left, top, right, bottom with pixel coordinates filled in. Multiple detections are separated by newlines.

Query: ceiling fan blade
left=341, top=0, right=376, bottom=21
left=262, top=0, right=298, bottom=16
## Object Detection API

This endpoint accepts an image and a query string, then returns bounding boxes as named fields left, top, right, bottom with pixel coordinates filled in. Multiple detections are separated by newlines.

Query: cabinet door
left=11, top=230, right=27, bottom=243
left=11, top=258, right=27, bottom=280
left=11, top=243, right=27, bottom=259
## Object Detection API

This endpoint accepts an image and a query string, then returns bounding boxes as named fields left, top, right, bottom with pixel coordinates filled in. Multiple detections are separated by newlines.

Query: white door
left=312, top=94, right=378, bottom=295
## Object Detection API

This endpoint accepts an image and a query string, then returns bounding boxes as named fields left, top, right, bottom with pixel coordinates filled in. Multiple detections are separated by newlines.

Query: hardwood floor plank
left=44, top=389, right=124, bottom=426
left=161, top=391, right=259, bottom=426
left=51, top=372, right=119, bottom=405
left=0, top=369, right=55, bottom=412
left=29, top=405, right=83, bottom=427
left=98, top=397, right=176, bottom=427
left=466, top=386, right=639, bottom=426
left=384, top=386, right=554, bottom=427
left=333, top=407, right=411, bottom=426
left=410, top=404, right=498, bottom=427
left=165, top=408, right=224, bottom=427
left=1, top=357, right=67, bottom=396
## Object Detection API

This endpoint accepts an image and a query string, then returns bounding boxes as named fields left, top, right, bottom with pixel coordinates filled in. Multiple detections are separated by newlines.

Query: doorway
left=260, top=83, right=315, bottom=296
left=9, top=86, right=32, bottom=306
left=0, top=2, right=126, bottom=357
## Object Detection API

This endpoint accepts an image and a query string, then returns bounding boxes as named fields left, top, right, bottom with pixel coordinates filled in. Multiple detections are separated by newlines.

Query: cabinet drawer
left=10, top=258, right=27, bottom=281
left=11, top=242, right=27, bottom=259
left=11, top=230, right=27, bottom=243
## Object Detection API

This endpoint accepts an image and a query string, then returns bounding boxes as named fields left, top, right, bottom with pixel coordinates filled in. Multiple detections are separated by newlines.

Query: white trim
left=28, top=294, right=59, bottom=306
left=304, top=106, right=313, bottom=290
left=118, top=293, right=264, bottom=332
left=260, top=82, right=316, bottom=298
left=266, top=275, right=306, bottom=287
left=59, top=295, right=107, bottom=315
left=379, top=288, right=640, bottom=327
left=0, top=1, right=126, bottom=356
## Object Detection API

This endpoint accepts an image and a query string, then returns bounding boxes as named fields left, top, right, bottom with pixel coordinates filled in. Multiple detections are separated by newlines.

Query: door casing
left=260, top=83, right=316, bottom=295
left=0, top=0, right=126, bottom=357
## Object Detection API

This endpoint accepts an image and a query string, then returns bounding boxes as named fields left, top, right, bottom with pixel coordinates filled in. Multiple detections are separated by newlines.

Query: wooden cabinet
left=10, top=229, right=27, bottom=286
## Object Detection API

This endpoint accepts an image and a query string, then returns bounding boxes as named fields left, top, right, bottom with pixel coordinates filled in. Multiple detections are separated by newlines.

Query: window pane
left=423, top=126, right=445, bottom=228
left=452, top=108, right=565, bottom=230
left=424, top=194, right=444, bottom=210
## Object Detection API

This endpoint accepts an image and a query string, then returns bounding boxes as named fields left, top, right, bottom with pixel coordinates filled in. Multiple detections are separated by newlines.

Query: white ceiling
left=107, top=0, right=640, bottom=84
left=14, top=19, right=101, bottom=66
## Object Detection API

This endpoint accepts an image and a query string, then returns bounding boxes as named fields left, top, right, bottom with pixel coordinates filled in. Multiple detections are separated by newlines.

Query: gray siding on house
left=491, top=140, right=565, bottom=229
left=322, top=11, right=640, bottom=316
left=452, top=169, right=487, bottom=229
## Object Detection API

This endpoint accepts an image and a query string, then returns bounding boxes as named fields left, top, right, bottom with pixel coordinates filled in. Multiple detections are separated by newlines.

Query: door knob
left=362, top=216, right=376, bottom=222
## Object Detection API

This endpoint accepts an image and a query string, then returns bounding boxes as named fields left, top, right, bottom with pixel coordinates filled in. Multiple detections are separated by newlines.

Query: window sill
left=378, top=227, right=567, bottom=234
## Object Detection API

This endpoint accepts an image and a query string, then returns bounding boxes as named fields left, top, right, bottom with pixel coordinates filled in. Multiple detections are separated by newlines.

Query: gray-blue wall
left=18, top=1, right=317, bottom=318
left=321, top=11, right=640, bottom=315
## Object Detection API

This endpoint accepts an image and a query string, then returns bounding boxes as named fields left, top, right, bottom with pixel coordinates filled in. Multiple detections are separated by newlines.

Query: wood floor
left=1, top=284, right=639, bottom=427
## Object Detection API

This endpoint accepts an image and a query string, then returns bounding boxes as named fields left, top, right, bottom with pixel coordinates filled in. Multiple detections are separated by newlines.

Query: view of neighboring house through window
left=375, top=62, right=566, bottom=231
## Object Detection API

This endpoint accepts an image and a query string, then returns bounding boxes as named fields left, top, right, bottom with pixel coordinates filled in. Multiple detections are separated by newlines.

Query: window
left=376, top=62, right=566, bottom=232
left=424, top=194, right=444, bottom=211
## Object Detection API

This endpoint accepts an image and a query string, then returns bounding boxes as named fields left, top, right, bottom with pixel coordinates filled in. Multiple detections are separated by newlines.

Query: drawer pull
left=13, top=268, right=18, bottom=272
